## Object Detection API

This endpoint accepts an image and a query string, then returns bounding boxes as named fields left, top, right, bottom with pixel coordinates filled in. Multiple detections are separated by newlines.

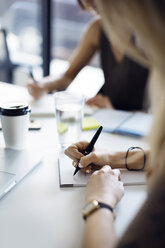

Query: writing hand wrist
left=42, top=84, right=51, bottom=94
left=86, top=195, right=117, bottom=208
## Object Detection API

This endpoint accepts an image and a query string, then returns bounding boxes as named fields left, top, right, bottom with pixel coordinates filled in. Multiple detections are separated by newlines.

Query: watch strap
left=98, top=202, right=114, bottom=213
left=83, top=201, right=114, bottom=221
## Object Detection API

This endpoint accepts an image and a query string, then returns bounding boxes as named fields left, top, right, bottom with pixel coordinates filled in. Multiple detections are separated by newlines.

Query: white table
left=0, top=117, right=147, bottom=248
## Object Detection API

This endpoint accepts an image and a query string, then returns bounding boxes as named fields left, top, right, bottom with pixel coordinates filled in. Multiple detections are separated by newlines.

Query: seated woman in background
left=27, top=0, right=149, bottom=111
left=65, top=0, right=165, bottom=247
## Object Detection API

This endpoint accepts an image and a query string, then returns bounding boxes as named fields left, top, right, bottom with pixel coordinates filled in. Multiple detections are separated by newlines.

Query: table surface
left=0, top=116, right=148, bottom=248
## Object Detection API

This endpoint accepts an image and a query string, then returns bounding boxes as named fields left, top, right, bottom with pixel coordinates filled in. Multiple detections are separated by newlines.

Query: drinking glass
left=54, top=91, right=85, bottom=148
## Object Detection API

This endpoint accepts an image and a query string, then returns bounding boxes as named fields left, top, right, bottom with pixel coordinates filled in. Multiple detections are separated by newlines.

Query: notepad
left=93, top=109, right=152, bottom=137
left=82, top=117, right=100, bottom=130
left=58, top=155, right=146, bottom=187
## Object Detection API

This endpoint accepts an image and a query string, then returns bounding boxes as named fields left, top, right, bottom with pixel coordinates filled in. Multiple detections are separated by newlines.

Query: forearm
left=108, top=151, right=126, bottom=169
left=83, top=209, right=117, bottom=248
left=104, top=150, right=150, bottom=170
left=41, top=46, right=96, bottom=93
left=43, top=73, right=73, bottom=92
left=42, top=19, right=100, bottom=93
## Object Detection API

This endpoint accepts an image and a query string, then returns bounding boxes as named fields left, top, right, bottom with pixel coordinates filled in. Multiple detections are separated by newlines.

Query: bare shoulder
left=84, top=17, right=101, bottom=47
left=87, top=17, right=101, bottom=33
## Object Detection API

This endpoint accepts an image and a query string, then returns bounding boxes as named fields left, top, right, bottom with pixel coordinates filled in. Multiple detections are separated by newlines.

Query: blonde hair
left=95, top=0, right=165, bottom=181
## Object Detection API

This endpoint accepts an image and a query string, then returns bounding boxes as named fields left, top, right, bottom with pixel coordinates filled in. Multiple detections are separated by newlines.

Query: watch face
left=83, top=200, right=115, bottom=220
left=83, top=200, right=99, bottom=216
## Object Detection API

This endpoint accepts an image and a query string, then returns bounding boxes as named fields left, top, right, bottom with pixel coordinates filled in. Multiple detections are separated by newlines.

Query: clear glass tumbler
left=54, top=91, right=85, bottom=148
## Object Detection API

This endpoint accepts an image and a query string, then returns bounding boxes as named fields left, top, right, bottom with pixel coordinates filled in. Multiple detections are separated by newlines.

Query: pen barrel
left=84, top=126, right=103, bottom=154
left=73, top=126, right=102, bottom=176
left=83, top=150, right=91, bottom=156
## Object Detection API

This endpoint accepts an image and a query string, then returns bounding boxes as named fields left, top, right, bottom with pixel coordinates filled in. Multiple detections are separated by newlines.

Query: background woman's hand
left=27, top=80, right=46, bottom=100
left=86, top=165, right=124, bottom=207
left=86, top=94, right=114, bottom=109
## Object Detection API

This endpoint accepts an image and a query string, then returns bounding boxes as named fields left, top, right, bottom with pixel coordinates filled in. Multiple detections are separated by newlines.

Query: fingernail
left=79, top=163, right=83, bottom=168
left=73, top=161, right=77, bottom=167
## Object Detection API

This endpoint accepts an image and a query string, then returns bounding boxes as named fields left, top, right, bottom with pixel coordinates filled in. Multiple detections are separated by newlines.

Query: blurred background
left=0, top=0, right=99, bottom=85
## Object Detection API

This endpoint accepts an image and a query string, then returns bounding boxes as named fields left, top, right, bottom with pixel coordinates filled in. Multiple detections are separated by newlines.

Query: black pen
left=73, top=126, right=103, bottom=176
left=29, top=67, right=38, bottom=84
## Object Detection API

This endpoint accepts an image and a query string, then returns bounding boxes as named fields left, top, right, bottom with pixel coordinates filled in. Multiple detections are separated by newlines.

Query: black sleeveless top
left=99, top=30, right=149, bottom=111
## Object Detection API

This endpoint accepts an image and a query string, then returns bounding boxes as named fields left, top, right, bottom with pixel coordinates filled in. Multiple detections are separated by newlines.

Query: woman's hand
left=65, top=142, right=149, bottom=172
left=86, top=94, right=114, bottom=109
left=64, top=141, right=112, bottom=172
left=27, top=80, right=46, bottom=100
left=86, top=165, right=124, bottom=207
left=27, top=75, right=55, bottom=99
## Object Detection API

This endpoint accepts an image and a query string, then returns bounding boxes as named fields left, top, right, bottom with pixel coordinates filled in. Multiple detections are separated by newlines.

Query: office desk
left=0, top=117, right=148, bottom=248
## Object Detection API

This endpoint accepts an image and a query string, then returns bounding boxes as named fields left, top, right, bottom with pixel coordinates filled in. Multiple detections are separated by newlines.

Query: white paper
left=29, top=94, right=55, bottom=117
left=51, top=59, right=104, bottom=100
left=0, top=82, right=31, bottom=104
left=0, top=82, right=55, bottom=117
left=67, top=66, right=104, bottom=100
left=58, top=156, right=146, bottom=187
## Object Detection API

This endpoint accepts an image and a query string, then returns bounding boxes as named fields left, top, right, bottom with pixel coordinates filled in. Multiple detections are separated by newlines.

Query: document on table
left=0, top=81, right=31, bottom=104
left=58, top=156, right=146, bottom=187
left=29, top=94, right=55, bottom=117
left=0, top=82, right=97, bottom=117
left=93, top=109, right=152, bottom=137
left=0, top=82, right=55, bottom=117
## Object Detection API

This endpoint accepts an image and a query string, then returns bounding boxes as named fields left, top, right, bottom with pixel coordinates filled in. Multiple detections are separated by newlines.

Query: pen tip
left=73, top=171, right=77, bottom=176
left=73, top=166, right=80, bottom=176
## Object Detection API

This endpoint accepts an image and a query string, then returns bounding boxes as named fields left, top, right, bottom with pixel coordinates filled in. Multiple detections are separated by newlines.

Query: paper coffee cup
left=0, top=101, right=31, bottom=150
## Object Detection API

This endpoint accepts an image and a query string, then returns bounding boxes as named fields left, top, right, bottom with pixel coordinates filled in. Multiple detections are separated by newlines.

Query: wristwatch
left=82, top=200, right=115, bottom=221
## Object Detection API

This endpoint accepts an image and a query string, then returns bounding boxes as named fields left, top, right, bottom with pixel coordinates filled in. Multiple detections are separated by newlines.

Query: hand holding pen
left=27, top=68, right=46, bottom=99
left=29, top=68, right=38, bottom=84
left=64, top=126, right=103, bottom=176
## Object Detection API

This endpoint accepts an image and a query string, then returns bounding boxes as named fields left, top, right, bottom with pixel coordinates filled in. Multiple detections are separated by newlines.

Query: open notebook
left=93, top=109, right=152, bottom=137
left=58, top=155, right=146, bottom=187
